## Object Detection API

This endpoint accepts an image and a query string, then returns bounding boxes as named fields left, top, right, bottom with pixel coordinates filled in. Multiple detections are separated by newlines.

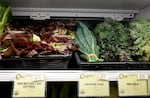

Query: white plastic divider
left=0, top=70, right=150, bottom=82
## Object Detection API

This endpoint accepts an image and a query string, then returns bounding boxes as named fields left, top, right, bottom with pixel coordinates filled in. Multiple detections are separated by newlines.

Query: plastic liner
left=0, top=54, right=72, bottom=69
left=75, top=52, right=150, bottom=70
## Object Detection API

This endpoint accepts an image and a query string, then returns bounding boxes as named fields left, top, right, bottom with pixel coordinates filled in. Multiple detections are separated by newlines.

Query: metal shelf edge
left=12, top=8, right=139, bottom=13
left=0, top=70, right=150, bottom=82
left=11, top=8, right=139, bottom=20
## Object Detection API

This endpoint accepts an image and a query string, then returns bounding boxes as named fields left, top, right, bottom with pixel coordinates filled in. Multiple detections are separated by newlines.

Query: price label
left=138, top=73, right=148, bottom=80
left=147, top=74, right=150, bottom=95
left=78, top=73, right=109, bottom=97
left=118, top=73, right=147, bottom=96
left=99, top=73, right=109, bottom=80
left=12, top=73, right=46, bottom=98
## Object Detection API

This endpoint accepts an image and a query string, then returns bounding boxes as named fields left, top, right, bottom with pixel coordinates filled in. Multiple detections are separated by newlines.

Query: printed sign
left=13, top=73, right=46, bottom=97
left=78, top=73, right=109, bottom=97
left=118, top=73, right=147, bottom=96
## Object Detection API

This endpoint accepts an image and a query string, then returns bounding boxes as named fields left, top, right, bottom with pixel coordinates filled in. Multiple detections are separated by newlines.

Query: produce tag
left=118, top=73, right=147, bottom=96
left=12, top=73, right=46, bottom=98
left=78, top=73, right=109, bottom=97
left=99, top=73, right=109, bottom=80
left=32, top=74, right=45, bottom=81
left=147, top=74, right=150, bottom=95
left=138, top=73, right=148, bottom=80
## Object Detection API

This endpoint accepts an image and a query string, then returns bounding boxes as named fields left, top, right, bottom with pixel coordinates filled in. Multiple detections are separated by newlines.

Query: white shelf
left=10, top=0, right=150, bottom=19
left=12, top=8, right=137, bottom=20
left=0, top=70, right=150, bottom=82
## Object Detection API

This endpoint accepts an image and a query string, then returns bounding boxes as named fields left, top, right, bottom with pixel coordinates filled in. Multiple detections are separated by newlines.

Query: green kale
left=95, top=18, right=132, bottom=61
left=129, top=18, right=150, bottom=61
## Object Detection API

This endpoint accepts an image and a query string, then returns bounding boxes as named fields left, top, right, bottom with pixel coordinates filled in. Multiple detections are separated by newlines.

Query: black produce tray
left=0, top=54, right=72, bottom=69
left=75, top=52, right=150, bottom=70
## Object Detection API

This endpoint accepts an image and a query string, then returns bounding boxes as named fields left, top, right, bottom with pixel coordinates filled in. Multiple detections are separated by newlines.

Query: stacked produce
left=0, top=21, right=76, bottom=59
left=40, top=21, right=75, bottom=54
left=129, top=18, right=150, bottom=61
left=95, top=18, right=133, bottom=61
left=0, top=0, right=11, bottom=35
left=75, top=19, right=133, bottom=62
left=74, top=21, right=103, bottom=62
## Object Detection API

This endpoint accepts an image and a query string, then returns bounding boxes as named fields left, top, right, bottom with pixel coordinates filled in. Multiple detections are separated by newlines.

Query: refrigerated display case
left=1, top=0, right=150, bottom=97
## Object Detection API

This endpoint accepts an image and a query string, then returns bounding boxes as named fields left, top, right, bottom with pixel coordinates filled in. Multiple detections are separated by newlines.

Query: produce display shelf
left=75, top=52, right=150, bottom=70
left=0, top=54, right=72, bottom=69
left=0, top=70, right=150, bottom=82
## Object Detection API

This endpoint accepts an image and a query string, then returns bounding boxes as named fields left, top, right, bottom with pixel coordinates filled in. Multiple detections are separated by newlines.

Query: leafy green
left=95, top=18, right=132, bottom=61
left=0, top=0, right=11, bottom=35
left=32, top=34, right=41, bottom=43
left=74, top=21, right=103, bottom=62
left=129, top=18, right=150, bottom=61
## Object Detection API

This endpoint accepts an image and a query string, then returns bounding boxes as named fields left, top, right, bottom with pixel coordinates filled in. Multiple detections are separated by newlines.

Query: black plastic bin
left=75, top=52, right=150, bottom=70
left=0, top=54, right=72, bottom=69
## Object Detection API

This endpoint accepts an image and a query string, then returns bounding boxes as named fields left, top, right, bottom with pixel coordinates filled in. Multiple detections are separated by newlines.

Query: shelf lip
left=11, top=7, right=138, bottom=20
left=0, top=70, right=150, bottom=82
left=12, top=7, right=139, bottom=13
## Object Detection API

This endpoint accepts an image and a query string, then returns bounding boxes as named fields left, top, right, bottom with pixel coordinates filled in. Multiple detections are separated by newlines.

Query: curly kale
left=95, top=18, right=133, bottom=61
left=129, top=18, right=150, bottom=61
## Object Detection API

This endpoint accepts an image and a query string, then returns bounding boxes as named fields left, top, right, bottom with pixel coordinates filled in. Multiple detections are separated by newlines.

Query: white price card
left=147, top=74, right=150, bottom=95
left=78, top=73, right=109, bottom=97
left=99, top=73, right=109, bottom=80
left=118, top=73, right=148, bottom=96
left=138, top=73, right=148, bottom=80
left=12, top=73, right=46, bottom=98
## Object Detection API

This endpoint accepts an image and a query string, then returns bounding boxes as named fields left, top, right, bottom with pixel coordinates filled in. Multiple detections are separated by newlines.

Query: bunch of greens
left=94, top=18, right=132, bottom=61
left=74, top=21, right=103, bottom=62
left=0, top=0, right=11, bottom=35
left=129, top=18, right=150, bottom=61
